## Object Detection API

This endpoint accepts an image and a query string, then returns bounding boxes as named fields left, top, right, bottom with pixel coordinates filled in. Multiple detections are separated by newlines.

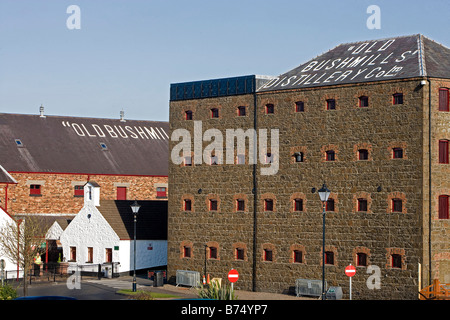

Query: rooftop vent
left=120, top=110, right=126, bottom=122
left=39, top=104, right=46, bottom=118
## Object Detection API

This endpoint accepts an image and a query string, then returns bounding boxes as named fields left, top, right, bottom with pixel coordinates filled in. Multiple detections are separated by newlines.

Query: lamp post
left=317, top=183, right=330, bottom=300
left=131, top=200, right=141, bottom=292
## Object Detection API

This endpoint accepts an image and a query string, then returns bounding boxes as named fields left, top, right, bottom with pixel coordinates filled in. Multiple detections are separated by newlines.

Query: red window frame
left=325, top=251, right=334, bottom=265
left=30, top=184, right=41, bottom=195
left=185, top=110, right=193, bottom=120
left=439, top=195, right=449, bottom=219
left=264, top=249, right=273, bottom=262
left=209, top=199, right=218, bottom=211
left=236, top=199, right=245, bottom=212
left=439, top=88, right=449, bottom=111
left=209, top=247, right=218, bottom=259
left=358, top=198, right=368, bottom=212
left=264, top=199, right=274, bottom=211
left=295, top=101, right=304, bottom=112
left=326, top=199, right=335, bottom=212
left=358, top=149, right=369, bottom=160
left=156, top=187, right=167, bottom=198
left=183, top=246, right=191, bottom=258
left=439, top=140, right=449, bottom=164
left=236, top=248, right=245, bottom=260
left=357, top=252, right=367, bottom=266
left=392, top=199, right=402, bottom=212
left=293, top=250, right=303, bottom=263
left=184, top=199, right=192, bottom=211
left=393, top=93, right=403, bottom=105
left=74, top=185, right=84, bottom=197
left=294, top=199, right=303, bottom=212
left=393, top=147, right=403, bottom=159
left=238, top=106, right=246, bottom=116
left=211, top=108, right=219, bottom=118
left=105, top=248, right=112, bottom=263
left=391, top=254, right=402, bottom=268
left=116, top=187, right=127, bottom=200
left=326, top=150, right=335, bottom=161
left=70, top=247, right=77, bottom=262
left=265, top=104, right=274, bottom=114
left=359, top=96, right=369, bottom=107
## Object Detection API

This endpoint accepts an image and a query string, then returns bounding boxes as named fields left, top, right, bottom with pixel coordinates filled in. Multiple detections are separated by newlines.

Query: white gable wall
left=119, top=240, right=167, bottom=272
left=0, top=207, right=18, bottom=278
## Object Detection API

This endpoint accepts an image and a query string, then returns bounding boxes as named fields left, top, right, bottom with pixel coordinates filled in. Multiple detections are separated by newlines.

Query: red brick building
left=0, top=109, right=169, bottom=217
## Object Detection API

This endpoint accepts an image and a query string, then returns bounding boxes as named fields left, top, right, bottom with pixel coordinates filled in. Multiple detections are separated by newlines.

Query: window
left=325, top=251, right=334, bottom=265
left=393, top=93, right=403, bottom=105
left=87, top=247, right=93, bottom=263
left=236, top=248, right=245, bottom=260
left=439, top=195, right=449, bottom=219
left=326, top=150, right=335, bottom=161
left=236, top=199, right=245, bottom=212
left=359, top=96, right=369, bottom=108
left=15, top=139, right=23, bottom=147
left=211, top=108, right=219, bottom=118
left=100, top=143, right=108, bottom=150
left=209, top=247, right=218, bottom=259
left=265, top=153, right=273, bottom=164
left=295, top=101, right=304, bottom=112
left=116, top=187, right=127, bottom=200
left=264, top=249, right=273, bottom=262
left=238, top=106, right=246, bottom=116
left=358, top=198, right=368, bottom=212
left=392, top=199, right=403, bottom=212
left=265, top=104, right=274, bottom=114
left=391, top=254, right=402, bottom=269
left=105, top=248, right=112, bottom=263
left=264, top=199, right=274, bottom=211
left=30, top=184, right=41, bottom=196
left=185, top=110, right=193, bottom=120
left=156, top=187, right=167, bottom=198
left=326, top=99, right=336, bottom=110
left=357, top=253, right=367, bottom=266
left=393, top=147, right=403, bottom=159
left=183, top=246, right=191, bottom=258
left=210, top=154, right=218, bottom=165
left=439, top=88, right=449, bottom=111
left=74, top=185, right=84, bottom=197
left=293, top=250, right=303, bottom=263
left=294, top=199, right=303, bottom=212
left=358, top=149, right=369, bottom=160
left=236, top=154, right=245, bottom=165
left=184, top=156, right=192, bottom=167
left=439, top=140, right=449, bottom=164
left=326, top=199, right=335, bottom=212
left=70, top=247, right=77, bottom=262
left=184, top=199, right=192, bottom=211
left=294, top=152, right=304, bottom=163
left=209, top=199, right=218, bottom=211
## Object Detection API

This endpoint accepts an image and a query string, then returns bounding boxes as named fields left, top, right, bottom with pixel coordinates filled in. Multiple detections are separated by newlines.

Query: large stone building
left=167, top=35, right=450, bottom=299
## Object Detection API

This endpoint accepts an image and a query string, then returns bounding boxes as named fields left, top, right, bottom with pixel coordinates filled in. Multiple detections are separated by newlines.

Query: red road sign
left=345, top=264, right=356, bottom=277
left=228, top=269, right=239, bottom=283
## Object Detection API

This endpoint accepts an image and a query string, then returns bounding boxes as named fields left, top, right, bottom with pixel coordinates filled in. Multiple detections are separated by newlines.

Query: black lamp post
left=131, top=200, right=141, bottom=292
left=317, top=183, right=330, bottom=300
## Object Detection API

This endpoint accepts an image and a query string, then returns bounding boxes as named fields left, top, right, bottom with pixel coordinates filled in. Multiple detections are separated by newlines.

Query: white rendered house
left=59, top=181, right=168, bottom=276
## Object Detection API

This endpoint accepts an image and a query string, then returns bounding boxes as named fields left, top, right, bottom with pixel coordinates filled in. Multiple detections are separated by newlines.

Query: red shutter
left=117, top=187, right=127, bottom=200
left=439, top=140, right=449, bottom=164
left=439, top=195, right=449, bottom=219
left=439, top=88, right=449, bottom=111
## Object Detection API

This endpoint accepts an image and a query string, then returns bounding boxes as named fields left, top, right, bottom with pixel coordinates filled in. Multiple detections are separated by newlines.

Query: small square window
left=393, top=93, right=403, bottom=105
left=209, top=199, right=218, bottom=211
left=358, top=198, right=368, bottom=212
left=210, top=154, right=218, bottom=165
left=15, top=139, right=24, bottom=147
left=358, top=149, right=369, bottom=160
left=264, top=199, right=274, bottom=211
left=238, top=106, right=246, bottom=116
left=185, top=110, right=193, bottom=120
left=326, top=99, right=336, bottom=110
left=264, top=249, right=273, bottom=262
left=393, top=148, right=403, bottom=159
left=211, top=108, right=219, bottom=118
left=236, top=199, right=245, bottom=212
left=209, top=247, right=218, bottom=259
left=294, top=152, right=304, bottom=163
left=392, top=199, right=402, bottom=212
left=357, top=253, right=367, bottom=266
left=326, top=199, right=335, bottom=212
left=184, top=199, right=192, bottom=211
left=236, top=248, right=245, bottom=260
left=295, top=101, right=304, bottom=112
left=294, top=199, right=303, bottom=212
left=265, top=153, right=273, bottom=164
left=265, top=104, right=274, bottom=114
left=100, top=143, right=108, bottom=150
left=183, top=246, right=191, bottom=258
left=30, top=184, right=41, bottom=196
left=74, top=185, right=84, bottom=197
left=359, top=96, right=369, bottom=108
left=156, top=187, right=167, bottom=198
left=326, top=150, right=335, bottom=161
left=391, top=254, right=402, bottom=268
left=325, top=251, right=334, bottom=265
left=293, top=250, right=303, bottom=263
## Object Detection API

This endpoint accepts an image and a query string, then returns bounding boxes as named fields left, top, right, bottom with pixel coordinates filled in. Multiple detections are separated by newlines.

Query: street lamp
left=131, top=200, right=141, bottom=292
left=317, top=183, right=330, bottom=300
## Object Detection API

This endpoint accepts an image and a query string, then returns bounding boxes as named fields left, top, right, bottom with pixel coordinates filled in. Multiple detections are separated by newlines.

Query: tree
left=0, top=216, right=49, bottom=296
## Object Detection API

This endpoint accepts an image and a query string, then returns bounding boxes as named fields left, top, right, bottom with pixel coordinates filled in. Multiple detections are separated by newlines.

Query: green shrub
left=197, top=281, right=237, bottom=300
left=0, top=284, right=18, bottom=300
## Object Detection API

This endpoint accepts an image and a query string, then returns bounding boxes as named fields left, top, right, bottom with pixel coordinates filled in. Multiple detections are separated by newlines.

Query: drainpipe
left=427, top=77, right=432, bottom=286
left=252, top=79, right=258, bottom=292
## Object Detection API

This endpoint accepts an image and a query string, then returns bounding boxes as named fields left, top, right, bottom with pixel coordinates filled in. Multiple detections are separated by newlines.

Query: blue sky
left=0, top=0, right=449, bottom=121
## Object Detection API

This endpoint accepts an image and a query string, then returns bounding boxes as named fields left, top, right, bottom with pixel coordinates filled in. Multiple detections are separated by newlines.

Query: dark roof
left=97, top=200, right=168, bottom=240
left=0, top=165, right=17, bottom=184
left=0, top=113, right=169, bottom=176
left=258, top=34, right=450, bottom=92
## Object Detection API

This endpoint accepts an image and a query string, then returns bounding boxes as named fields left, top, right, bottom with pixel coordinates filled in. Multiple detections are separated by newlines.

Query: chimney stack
left=39, top=104, right=46, bottom=118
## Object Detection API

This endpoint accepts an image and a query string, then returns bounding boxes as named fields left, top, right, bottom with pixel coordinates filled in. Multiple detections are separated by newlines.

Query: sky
left=0, top=0, right=449, bottom=122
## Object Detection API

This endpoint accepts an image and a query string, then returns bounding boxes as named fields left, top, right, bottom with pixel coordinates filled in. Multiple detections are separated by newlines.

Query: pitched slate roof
left=97, top=200, right=167, bottom=240
left=0, top=113, right=169, bottom=176
left=258, top=34, right=450, bottom=92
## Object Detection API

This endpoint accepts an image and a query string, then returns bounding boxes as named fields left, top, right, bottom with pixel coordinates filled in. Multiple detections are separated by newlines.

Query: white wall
left=119, top=240, right=167, bottom=272
left=0, top=207, right=19, bottom=278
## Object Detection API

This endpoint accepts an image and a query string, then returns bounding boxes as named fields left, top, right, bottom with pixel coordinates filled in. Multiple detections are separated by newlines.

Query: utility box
left=153, top=271, right=164, bottom=287
left=326, top=286, right=343, bottom=300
